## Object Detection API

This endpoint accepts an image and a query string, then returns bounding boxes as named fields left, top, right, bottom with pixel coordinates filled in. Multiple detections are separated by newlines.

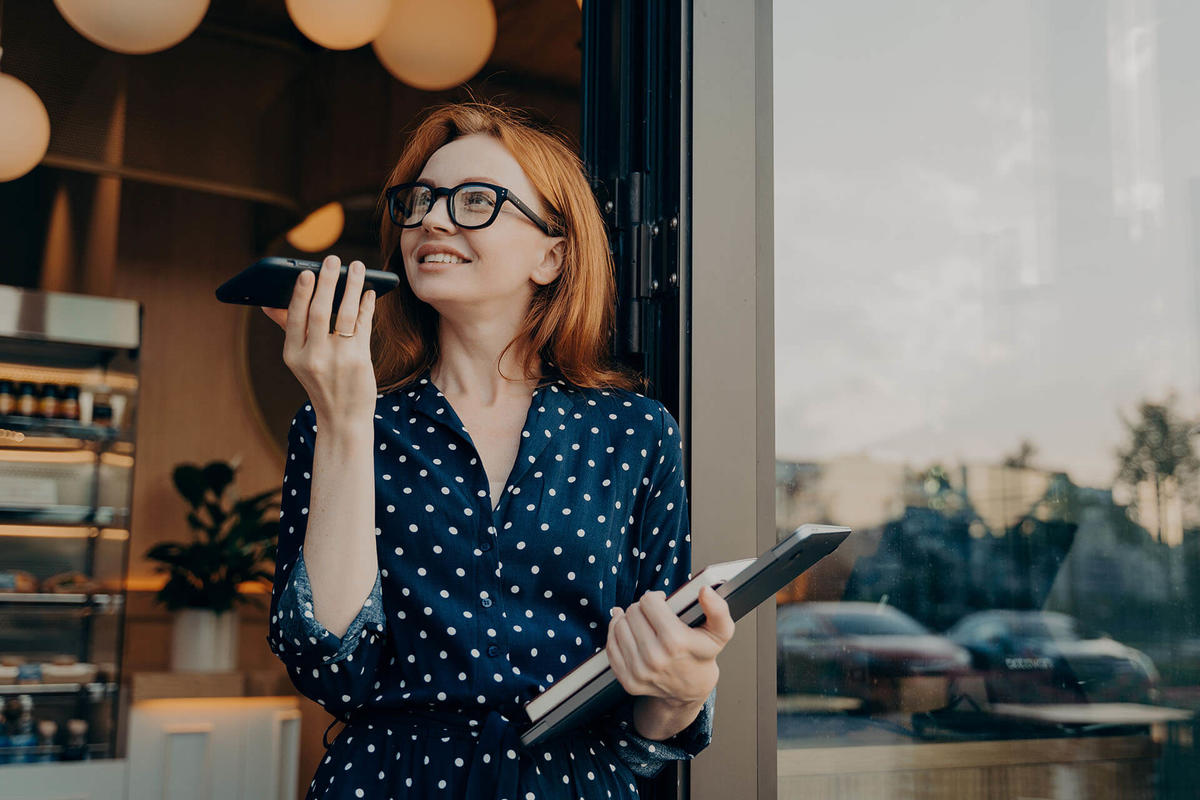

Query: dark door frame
left=581, top=0, right=693, bottom=797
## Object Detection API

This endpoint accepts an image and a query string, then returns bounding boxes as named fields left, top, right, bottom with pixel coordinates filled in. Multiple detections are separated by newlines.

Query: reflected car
left=776, top=601, right=972, bottom=710
left=945, top=610, right=1159, bottom=704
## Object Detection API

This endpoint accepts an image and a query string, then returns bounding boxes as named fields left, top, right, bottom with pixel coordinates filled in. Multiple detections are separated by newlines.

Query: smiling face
left=398, top=133, right=564, bottom=319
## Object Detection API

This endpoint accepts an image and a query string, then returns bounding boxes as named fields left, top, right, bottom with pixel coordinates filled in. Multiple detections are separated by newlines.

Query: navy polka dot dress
left=267, top=362, right=715, bottom=799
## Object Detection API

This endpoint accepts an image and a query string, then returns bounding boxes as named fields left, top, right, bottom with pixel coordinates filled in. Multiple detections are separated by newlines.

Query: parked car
left=776, top=601, right=972, bottom=711
left=945, top=610, right=1159, bottom=704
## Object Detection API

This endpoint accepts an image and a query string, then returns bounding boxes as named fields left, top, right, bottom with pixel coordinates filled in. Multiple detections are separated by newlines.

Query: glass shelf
left=0, top=506, right=129, bottom=527
left=0, top=416, right=125, bottom=443
left=0, top=593, right=123, bottom=610
left=0, top=682, right=117, bottom=697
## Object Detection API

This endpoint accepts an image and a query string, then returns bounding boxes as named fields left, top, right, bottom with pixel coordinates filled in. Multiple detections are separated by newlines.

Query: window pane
left=774, top=1, right=1200, bottom=797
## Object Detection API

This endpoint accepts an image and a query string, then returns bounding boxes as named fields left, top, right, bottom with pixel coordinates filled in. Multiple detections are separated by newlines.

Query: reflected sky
left=773, top=0, right=1200, bottom=487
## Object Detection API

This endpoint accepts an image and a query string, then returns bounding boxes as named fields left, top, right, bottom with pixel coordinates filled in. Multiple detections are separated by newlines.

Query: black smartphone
left=215, top=257, right=401, bottom=309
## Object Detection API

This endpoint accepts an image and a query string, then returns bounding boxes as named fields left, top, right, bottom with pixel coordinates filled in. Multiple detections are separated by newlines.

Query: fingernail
left=609, top=607, right=619, bottom=618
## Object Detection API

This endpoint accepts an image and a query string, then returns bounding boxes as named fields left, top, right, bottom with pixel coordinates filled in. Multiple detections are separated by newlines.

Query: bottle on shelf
left=15, top=383, right=37, bottom=417
left=0, top=698, right=9, bottom=765
left=0, top=379, right=13, bottom=416
left=93, top=404, right=113, bottom=429
left=60, top=719, right=89, bottom=762
left=108, top=393, right=126, bottom=432
left=35, top=719, right=57, bottom=763
left=6, top=695, right=36, bottom=764
left=59, top=385, right=80, bottom=422
left=36, top=384, right=59, bottom=420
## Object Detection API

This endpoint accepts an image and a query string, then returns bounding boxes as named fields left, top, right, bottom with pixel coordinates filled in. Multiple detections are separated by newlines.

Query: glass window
left=774, top=1, right=1200, bottom=796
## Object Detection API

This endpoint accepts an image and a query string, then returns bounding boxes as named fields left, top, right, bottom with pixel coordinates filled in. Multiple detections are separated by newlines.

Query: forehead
left=418, top=134, right=534, bottom=195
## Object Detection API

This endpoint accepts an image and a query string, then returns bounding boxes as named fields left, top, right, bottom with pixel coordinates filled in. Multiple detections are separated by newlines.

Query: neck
left=430, top=331, right=541, bottom=407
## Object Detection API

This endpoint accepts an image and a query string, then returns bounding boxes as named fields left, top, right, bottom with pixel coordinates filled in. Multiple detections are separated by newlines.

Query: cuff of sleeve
left=607, top=687, right=716, bottom=779
left=276, top=548, right=385, bottom=664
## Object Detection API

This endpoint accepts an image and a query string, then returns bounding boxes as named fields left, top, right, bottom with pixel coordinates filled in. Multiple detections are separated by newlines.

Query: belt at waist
left=334, top=706, right=527, bottom=800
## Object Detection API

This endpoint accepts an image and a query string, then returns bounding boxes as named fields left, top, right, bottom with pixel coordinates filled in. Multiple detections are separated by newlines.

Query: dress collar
left=405, top=361, right=579, bottom=499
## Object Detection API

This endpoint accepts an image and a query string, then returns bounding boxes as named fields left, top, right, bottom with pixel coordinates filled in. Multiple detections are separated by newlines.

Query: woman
left=263, top=102, right=734, bottom=799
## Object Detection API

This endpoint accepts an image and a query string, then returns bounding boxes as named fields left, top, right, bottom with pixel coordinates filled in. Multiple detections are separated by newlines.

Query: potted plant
left=145, top=459, right=280, bottom=672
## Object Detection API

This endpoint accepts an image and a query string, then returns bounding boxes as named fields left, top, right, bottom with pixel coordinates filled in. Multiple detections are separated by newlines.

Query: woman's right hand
left=261, top=254, right=378, bottom=431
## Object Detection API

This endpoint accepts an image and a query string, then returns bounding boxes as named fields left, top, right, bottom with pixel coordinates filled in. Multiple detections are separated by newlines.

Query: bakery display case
left=0, top=285, right=141, bottom=765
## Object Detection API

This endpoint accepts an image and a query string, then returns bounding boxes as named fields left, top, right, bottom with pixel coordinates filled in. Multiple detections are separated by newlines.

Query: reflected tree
left=1003, top=439, right=1038, bottom=469
left=1115, top=396, right=1200, bottom=543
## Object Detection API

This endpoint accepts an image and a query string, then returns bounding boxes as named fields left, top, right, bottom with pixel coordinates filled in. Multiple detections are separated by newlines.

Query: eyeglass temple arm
left=504, top=192, right=556, bottom=236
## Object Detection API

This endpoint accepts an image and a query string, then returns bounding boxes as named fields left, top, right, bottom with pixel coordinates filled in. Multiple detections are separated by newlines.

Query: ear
left=531, top=238, right=566, bottom=286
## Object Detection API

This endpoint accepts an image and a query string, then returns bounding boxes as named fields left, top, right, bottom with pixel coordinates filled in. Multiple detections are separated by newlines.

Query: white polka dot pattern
left=265, top=364, right=713, bottom=796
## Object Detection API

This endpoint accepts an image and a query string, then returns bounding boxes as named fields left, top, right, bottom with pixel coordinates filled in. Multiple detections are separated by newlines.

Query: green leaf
left=172, top=464, right=208, bottom=508
left=158, top=458, right=284, bottom=612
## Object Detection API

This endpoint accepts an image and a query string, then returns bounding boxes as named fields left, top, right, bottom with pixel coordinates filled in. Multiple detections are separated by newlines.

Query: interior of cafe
left=0, top=0, right=586, bottom=796
left=5, top=1, right=1200, bottom=799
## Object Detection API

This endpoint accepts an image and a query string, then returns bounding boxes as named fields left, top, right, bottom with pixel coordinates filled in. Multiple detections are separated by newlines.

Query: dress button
left=487, top=644, right=501, bottom=657
left=480, top=597, right=493, bottom=608
left=480, top=540, right=493, bottom=552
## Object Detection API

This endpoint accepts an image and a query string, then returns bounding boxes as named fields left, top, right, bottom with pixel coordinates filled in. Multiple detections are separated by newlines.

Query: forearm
left=631, top=694, right=707, bottom=741
left=302, top=418, right=378, bottom=639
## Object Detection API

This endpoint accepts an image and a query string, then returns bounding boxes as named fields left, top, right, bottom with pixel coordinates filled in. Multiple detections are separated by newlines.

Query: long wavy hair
left=370, top=102, right=645, bottom=396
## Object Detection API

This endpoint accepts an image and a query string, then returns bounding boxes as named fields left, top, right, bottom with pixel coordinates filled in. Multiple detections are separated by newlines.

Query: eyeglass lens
left=394, top=185, right=499, bottom=228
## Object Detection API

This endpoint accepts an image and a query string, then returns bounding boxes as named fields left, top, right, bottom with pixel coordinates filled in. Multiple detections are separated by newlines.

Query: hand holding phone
left=267, top=254, right=381, bottom=426
left=260, top=257, right=372, bottom=332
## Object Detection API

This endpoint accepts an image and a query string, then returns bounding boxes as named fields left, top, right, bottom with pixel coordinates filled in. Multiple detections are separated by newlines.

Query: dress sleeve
left=598, top=403, right=716, bottom=778
left=266, top=401, right=389, bottom=718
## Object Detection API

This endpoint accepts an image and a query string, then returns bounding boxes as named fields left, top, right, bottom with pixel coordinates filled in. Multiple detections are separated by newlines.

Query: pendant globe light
left=372, top=0, right=496, bottom=91
left=53, top=0, right=210, bottom=55
left=285, top=201, right=345, bottom=253
left=0, top=67, right=50, bottom=182
left=285, top=0, right=390, bottom=50
left=0, top=0, right=51, bottom=182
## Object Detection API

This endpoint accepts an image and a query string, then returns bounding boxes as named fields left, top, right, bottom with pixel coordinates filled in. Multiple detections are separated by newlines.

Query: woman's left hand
left=606, top=585, right=735, bottom=706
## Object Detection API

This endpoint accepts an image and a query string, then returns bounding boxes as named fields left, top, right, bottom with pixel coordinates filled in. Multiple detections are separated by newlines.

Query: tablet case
left=519, top=523, right=851, bottom=746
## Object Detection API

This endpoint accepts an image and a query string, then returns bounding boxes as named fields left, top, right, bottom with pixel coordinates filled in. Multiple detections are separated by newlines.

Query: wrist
left=316, top=415, right=374, bottom=443
left=654, top=693, right=707, bottom=711
left=632, top=694, right=707, bottom=741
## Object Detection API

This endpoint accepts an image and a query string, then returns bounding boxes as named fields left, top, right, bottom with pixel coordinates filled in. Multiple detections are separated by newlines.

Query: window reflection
left=773, top=0, right=1200, bottom=795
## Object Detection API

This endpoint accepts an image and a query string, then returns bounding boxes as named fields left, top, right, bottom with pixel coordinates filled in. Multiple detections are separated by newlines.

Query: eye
left=462, top=191, right=495, bottom=209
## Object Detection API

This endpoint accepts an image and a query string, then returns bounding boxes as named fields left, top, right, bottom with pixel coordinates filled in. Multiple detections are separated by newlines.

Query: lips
left=414, top=243, right=471, bottom=263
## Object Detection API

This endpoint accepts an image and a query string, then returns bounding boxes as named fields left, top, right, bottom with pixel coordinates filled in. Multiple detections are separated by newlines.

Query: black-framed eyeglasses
left=385, top=181, right=558, bottom=236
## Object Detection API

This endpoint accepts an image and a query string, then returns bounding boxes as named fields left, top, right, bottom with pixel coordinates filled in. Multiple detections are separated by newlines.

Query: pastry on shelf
left=0, top=570, right=38, bottom=593
left=41, top=571, right=101, bottom=594
left=41, top=659, right=98, bottom=684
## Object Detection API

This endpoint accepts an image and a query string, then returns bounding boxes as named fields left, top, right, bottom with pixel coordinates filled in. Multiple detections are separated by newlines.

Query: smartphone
left=215, top=257, right=401, bottom=309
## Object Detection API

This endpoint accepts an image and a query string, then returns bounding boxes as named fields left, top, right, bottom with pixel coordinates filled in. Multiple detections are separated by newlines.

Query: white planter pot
left=171, top=608, right=238, bottom=672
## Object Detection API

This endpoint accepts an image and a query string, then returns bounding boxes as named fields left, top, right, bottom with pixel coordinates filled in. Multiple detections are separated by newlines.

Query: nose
left=421, top=192, right=455, bottom=233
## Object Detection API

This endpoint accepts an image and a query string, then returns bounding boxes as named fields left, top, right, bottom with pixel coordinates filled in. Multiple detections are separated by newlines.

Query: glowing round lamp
left=53, top=0, right=210, bottom=55
left=372, top=0, right=497, bottom=91
left=286, top=202, right=345, bottom=253
left=285, top=0, right=390, bottom=50
left=0, top=73, right=51, bottom=182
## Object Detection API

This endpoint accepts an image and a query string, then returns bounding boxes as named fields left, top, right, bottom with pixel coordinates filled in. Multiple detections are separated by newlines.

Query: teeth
left=422, top=253, right=466, bottom=264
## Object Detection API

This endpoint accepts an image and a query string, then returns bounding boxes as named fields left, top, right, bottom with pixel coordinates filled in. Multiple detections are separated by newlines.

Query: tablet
left=676, top=523, right=850, bottom=627
left=518, top=523, right=852, bottom=746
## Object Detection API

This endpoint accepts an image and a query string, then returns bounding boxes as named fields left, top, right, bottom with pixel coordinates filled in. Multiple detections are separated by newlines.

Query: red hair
left=371, top=102, right=645, bottom=395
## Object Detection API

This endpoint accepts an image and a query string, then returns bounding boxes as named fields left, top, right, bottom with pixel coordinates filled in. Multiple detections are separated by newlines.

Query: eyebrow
left=414, top=176, right=502, bottom=187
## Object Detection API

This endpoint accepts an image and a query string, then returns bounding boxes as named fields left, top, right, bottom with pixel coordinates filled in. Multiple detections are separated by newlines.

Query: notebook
left=518, top=523, right=852, bottom=747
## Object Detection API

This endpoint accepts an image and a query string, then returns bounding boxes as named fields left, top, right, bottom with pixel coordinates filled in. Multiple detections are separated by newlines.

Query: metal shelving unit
left=0, top=284, right=141, bottom=767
